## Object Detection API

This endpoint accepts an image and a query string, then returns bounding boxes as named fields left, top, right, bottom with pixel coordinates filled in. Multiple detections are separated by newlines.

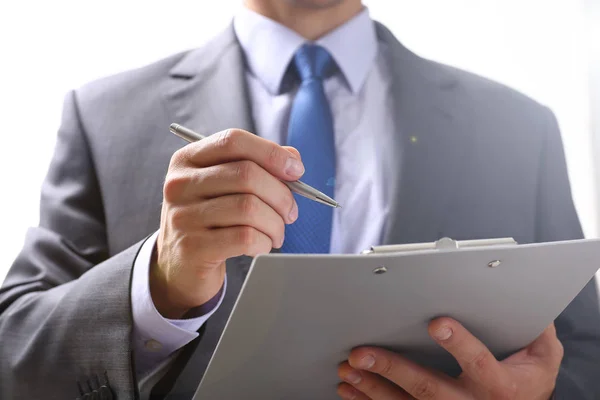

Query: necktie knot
left=294, top=44, right=335, bottom=82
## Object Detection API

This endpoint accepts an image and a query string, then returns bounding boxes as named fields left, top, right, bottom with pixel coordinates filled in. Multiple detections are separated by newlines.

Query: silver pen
left=169, top=123, right=341, bottom=208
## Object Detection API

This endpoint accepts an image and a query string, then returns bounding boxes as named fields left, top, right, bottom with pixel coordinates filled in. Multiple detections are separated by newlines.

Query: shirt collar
left=233, top=6, right=378, bottom=95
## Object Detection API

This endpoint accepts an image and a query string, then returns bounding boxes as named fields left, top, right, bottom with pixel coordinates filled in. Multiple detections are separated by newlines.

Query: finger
left=196, top=194, right=285, bottom=248
left=348, top=347, right=460, bottom=399
left=163, top=161, right=298, bottom=224
left=197, top=225, right=273, bottom=261
left=526, top=323, right=564, bottom=365
left=428, top=318, right=506, bottom=388
left=282, top=146, right=301, bottom=160
left=337, top=383, right=372, bottom=400
left=338, top=362, right=412, bottom=400
left=178, top=128, right=305, bottom=180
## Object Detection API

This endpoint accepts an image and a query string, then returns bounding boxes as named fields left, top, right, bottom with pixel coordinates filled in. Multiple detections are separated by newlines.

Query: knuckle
left=163, top=172, right=189, bottom=203
left=238, top=226, right=257, bottom=249
left=468, top=350, right=492, bottom=375
left=379, top=357, right=395, bottom=377
left=266, top=143, right=284, bottom=168
left=411, top=376, right=438, bottom=399
left=238, top=195, right=259, bottom=218
left=235, top=160, right=257, bottom=187
left=169, top=147, right=187, bottom=168
left=168, top=206, right=190, bottom=231
left=216, top=129, right=242, bottom=152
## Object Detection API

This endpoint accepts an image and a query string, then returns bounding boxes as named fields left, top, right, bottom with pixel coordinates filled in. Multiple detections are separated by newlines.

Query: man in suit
left=1, top=0, right=599, bottom=399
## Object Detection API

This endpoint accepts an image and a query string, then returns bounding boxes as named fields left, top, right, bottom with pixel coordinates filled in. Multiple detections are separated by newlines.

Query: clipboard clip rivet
left=488, top=260, right=502, bottom=268
left=373, top=266, right=388, bottom=275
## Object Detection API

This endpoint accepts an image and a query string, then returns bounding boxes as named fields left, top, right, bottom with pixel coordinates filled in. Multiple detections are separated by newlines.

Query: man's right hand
left=150, top=128, right=304, bottom=319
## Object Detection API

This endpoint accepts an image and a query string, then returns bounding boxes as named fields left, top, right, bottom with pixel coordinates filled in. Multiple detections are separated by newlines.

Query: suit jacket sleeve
left=536, top=107, right=600, bottom=399
left=0, top=91, right=139, bottom=399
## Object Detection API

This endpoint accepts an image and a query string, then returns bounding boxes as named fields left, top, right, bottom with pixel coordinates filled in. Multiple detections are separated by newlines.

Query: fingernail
left=279, top=234, right=285, bottom=248
left=434, top=326, right=453, bottom=341
left=285, top=157, right=304, bottom=177
left=289, top=201, right=298, bottom=222
left=343, top=370, right=362, bottom=385
left=357, top=355, right=375, bottom=369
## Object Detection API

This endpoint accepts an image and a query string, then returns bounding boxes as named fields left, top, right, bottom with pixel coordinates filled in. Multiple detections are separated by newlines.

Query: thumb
left=282, top=146, right=301, bottom=160
left=527, top=324, right=564, bottom=364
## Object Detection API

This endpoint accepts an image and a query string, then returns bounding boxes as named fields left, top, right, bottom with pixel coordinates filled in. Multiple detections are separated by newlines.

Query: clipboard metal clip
left=361, top=237, right=517, bottom=255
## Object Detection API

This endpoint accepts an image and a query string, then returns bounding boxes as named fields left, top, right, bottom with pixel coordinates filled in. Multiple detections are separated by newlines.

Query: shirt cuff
left=130, top=230, right=227, bottom=376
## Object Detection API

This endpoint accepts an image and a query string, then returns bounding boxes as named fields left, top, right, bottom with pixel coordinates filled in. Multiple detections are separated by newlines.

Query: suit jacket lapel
left=162, top=24, right=255, bottom=142
left=375, top=23, right=471, bottom=245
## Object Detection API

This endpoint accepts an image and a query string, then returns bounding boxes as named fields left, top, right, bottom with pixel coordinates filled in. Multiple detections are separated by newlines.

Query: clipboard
left=193, top=238, right=600, bottom=400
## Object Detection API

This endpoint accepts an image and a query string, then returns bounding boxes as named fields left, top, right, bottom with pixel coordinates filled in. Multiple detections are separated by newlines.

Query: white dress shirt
left=130, top=5, right=396, bottom=386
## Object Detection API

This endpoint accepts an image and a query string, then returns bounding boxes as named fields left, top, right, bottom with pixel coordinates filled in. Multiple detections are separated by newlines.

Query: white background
left=0, top=0, right=596, bottom=282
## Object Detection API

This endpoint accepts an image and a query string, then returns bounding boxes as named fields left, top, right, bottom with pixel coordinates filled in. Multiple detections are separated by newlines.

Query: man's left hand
left=337, top=318, right=563, bottom=400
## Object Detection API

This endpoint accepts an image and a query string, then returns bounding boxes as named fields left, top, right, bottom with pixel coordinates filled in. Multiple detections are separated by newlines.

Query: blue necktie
left=281, top=44, right=336, bottom=254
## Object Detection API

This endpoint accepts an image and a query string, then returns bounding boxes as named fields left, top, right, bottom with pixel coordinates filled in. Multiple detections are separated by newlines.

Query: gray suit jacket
left=1, top=22, right=599, bottom=400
